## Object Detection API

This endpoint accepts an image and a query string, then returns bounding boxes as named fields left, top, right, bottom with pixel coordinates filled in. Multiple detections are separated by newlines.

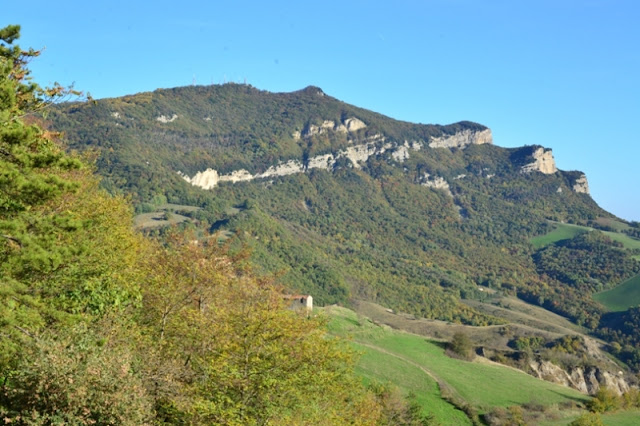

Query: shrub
left=448, top=331, right=473, bottom=360
left=586, top=387, right=621, bottom=413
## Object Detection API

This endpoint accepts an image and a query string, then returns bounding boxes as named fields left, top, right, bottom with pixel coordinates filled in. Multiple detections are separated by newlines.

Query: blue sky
left=6, top=0, right=639, bottom=220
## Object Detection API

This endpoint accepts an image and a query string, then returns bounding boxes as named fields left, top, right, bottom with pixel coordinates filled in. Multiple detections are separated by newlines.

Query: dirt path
left=354, top=341, right=474, bottom=422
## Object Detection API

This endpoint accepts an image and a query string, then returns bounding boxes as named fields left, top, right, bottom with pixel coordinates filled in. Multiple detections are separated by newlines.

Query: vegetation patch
left=595, top=217, right=631, bottom=232
left=530, top=223, right=590, bottom=248
left=133, top=211, right=190, bottom=229
left=601, top=231, right=640, bottom=250
left=594, top=274, right=640, bottom=312
left=325, top=306, right=589, bottom=419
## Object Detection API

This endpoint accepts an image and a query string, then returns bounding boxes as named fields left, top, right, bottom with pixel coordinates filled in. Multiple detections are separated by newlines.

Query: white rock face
left=573, top=174, right=590, bottom=194
left=343, top=143, right=380, bottom=169
left=180, top=128, right=487, bottom=190
left=420, top=173, right=453, bottom=197
left=259, top=160, right=304, bottom=178
left=528, top=360, right=631, bottom=396
left=111, top=112, right=121, bottom=118
left=391, top=144, right=410, bottom=162
left=303, top=117, right=366, bottom=137
left=156, top=114, right=178, bottom=123
left=220, top=169, right=254, bottom=183
left=429, top=129, right=493, bottom=149
left=521, top=147, right=557, bottom=174
left=181, top=168, right=219, bottom=190
left=307, top=153, right=335, bottom=171
left=180, top=134, right=389, bottom=188
left=344, top=117, right=367, bottom=132
left=321, top=120, right=335, bottom=129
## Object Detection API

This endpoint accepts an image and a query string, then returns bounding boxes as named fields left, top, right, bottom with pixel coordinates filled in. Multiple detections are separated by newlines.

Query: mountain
left=48, top=84, right=640, bottom=359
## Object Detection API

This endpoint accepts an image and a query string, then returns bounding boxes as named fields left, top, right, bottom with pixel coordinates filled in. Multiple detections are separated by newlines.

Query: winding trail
left=354, top=341, right=475, bottom=423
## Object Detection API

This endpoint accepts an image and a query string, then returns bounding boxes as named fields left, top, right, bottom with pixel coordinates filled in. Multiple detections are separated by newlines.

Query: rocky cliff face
left=520, top=147, right=558, bottom=174
left=528, top=359, right=630, bottom=396
left=428, top=128, right=493, bottom=149
left=181, top=127, right=495, bottom=190
left=180, top=133, right=397, bottom=189
left=573, top=174, right=590, bottom=194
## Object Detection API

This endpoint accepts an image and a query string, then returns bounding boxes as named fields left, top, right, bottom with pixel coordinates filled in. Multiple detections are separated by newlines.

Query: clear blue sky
left=6, top=0, right=639, bottom=221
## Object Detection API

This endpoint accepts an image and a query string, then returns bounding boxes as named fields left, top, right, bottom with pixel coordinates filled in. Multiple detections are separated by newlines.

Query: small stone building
left=284, top=294, right=313, bottom=311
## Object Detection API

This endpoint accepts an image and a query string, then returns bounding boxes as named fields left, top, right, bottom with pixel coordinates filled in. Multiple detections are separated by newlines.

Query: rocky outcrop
left=344, top=117, right=367, bottom=132
left=303, top=117, right=366, bottom=137
left=573, top=174, right=590, bottom=194
left=181, top=133, right=392, bottom=188
left=520, top=147, right=557, bottom=174
left=181, top=127, right=492, bottom=190
left=528, top=360, right=630, bottom=396
left=428, top=128, right=493, bottom=149
left=391, top=144, right=410, bottom=162
left=261, top=159, right=304, bottom=178
left=420, top=173, right=453, bottom=197
left=156, top=114, right=178, bottom=123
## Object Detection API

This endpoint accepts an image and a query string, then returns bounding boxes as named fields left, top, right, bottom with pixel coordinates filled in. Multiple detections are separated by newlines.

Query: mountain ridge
left=49, top=83, right=638, bottom=343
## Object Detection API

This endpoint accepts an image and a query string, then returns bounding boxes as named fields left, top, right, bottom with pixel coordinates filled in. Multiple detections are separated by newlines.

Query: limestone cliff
left=573, top=174, right=590, bottom=194
left=180, top=133, right=395, bottom=189
left=520, top=147, right=558, bottom=174
left=528, top=359, right=630, bottom=396
left=428, top=128, right=493, bottom=149
left=303, top=117, right=367, bottom=137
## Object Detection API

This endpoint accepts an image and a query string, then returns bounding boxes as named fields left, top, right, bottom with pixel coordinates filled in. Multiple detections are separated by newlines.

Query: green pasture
left=596, top=218, right=632, bottom=232
left=594, top=274, right=640, bottom=312
left=354, top=343, right=471, bottom=424
left=531, top=222, right=640, bottom=250
left=530, top=223, right=589, bottom=248
left=133, top=212, right=190, bottom=229
left=326, top=307, right=588, bottom=419
left=602, top=231, right=640, bottom=250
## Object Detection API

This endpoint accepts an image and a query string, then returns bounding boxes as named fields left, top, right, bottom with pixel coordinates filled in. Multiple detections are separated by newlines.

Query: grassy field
left=133, top=203, right=202, bottom=229
left=601, top=410, right=640, bottom=425
left=530, top=223, right=589, bottom=248
left=530, top=222, right=640, bottom=250
left=602, top=231, right=640, bottom=250
left=133, top=211, right=190, bottom=229
left=596, top=217, right=632, bottom=232
left=594, top=274, right=640, bottom=312
left=354, top=343, right=471, bottom=424
left=542, top=409, right=640, bottom=426
left=325, top=306, right=589, bottom=423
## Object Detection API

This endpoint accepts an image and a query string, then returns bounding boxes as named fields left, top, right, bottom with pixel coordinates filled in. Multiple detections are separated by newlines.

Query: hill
left=326, top=305, right=591, bottom=425
left=48, top=83, right=640, bottom=371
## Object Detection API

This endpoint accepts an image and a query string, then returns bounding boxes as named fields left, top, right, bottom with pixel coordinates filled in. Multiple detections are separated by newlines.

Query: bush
left=569, top=411, right=603, bottom=426
left=586, top=387, right=621, bottom=413
left=448, top=332, right=473, bottom=360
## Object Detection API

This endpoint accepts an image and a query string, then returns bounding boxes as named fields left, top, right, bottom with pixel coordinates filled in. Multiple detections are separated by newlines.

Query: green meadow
left=531, top=222, right=640, bottom=250
left=325, top=307, right=588, bottom=423
left=530, top=223, right=589, bottom=248
left=594, top=274, right=640, bottom=312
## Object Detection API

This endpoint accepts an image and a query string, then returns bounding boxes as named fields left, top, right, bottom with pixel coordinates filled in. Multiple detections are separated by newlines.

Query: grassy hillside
left=530, top=222, right=589, bottom=248
left=325, top=306, right=589, bottom=424
left=594, top=274, right=640, bottom=312
left=531, top=221, right=640, bottom=250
